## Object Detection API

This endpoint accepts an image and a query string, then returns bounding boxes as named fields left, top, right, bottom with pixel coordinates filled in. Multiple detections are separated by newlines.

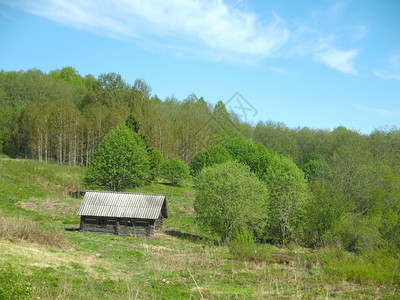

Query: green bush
left=160, top=157, right=190, bottom=186
left=317, top=246, right=400, bottom=285
left=194, top=161, right=269, bottom=242
left=326, top=214, right=382, bottom=253
left=225, top=138, right=309, bottom=244
left=190, top=144, right=232, bottom=176
left=232, top=227, right=255, bottom=244
left=229, top=228, right=274, bottom=262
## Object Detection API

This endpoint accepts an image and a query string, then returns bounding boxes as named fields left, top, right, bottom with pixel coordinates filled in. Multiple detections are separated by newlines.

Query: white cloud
left=8, top=0, right=290, bottom=62
left=287, top=0, right=364, bottom=75
left=4, top=0, right=365, bottom=72
left=315, top=48, right=359, bottom=75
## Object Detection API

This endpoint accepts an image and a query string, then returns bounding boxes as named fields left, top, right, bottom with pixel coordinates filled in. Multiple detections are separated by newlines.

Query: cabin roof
left=77, top=191, right=167, bottom=219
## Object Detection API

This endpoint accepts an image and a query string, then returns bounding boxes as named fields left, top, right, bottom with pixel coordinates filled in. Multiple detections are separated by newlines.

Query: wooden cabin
left=77, top=191, right=167, bottom=237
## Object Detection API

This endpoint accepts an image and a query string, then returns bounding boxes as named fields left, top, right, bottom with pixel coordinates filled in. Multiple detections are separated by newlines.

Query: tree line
left=0, top=67, right=245, bottom=165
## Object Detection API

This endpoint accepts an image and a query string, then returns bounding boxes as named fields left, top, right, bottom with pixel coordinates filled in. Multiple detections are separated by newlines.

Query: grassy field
left=0, top=154, right=399, bottom=299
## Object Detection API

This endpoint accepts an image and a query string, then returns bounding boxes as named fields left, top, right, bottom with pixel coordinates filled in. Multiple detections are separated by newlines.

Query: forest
left=1, top=67, right=400, bottom=253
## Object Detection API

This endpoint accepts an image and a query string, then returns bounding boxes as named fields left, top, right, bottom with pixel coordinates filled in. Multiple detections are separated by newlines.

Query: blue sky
left=1, top=0, right=399, bottom=134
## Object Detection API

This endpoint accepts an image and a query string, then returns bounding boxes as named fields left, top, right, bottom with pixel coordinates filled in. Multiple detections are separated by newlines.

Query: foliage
left=194, top=161, right=269, bottom=242
left=211, top=101, right=242, bottom=144
left=190, top=144, right=232, bottom=176
left=302, top=152, right=325, bottom=182
left=0, top=69, right=218, bottom=164
left=160, top=157, right=190, bottom=186
left=224, top=137, right=256, bottom=166
left=229, top=228, right=275, bottom=263
left=260, top=154, right=309, bottom=244
left=325, top=214, right=382, bottom=253
left=225, top=138, right=309, bottom=244
left=253, top=121, right=301, bottom=164
left=315, top=246, right=400, bottom=285
left=0, top=100, right=22, bottom=154
left=84, top=125, right=150, bottom=191
left=125, top=114, right=164, bottom=180
left=232, top=227, right=255, bottom=244
left=125, top=114, right=141, bottom=133
left=148, top=149, right=164, bottom=180
left=299, top=182, right=341, bottom=247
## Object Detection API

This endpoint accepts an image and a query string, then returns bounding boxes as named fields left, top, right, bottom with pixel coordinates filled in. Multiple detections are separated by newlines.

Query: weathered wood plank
left=80, top=216, right=159, bottom=237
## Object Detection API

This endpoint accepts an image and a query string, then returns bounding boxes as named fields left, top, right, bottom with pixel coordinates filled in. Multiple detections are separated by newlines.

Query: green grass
left=0, top=154, right=399, bottom=299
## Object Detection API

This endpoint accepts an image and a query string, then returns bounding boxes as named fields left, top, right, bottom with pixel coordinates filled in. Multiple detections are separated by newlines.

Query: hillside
left=0, top=155, right=399, bottom=299
left=2, top=69, right=400, bottom=252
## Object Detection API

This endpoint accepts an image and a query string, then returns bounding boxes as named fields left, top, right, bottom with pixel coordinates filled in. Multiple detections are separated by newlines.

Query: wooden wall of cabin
left=80, top=216, right=159, bottom=237
left=154, top=213, right=164, bottom=232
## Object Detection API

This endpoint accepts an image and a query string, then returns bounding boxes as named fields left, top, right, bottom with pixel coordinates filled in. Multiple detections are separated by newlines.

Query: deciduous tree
left=194, top=161, right=269, bottom=242
left=160, top=157, right=190, bottom=186
left=190, top=144, right=232, bottom=176
left=84, top=125, right=150, bottom=191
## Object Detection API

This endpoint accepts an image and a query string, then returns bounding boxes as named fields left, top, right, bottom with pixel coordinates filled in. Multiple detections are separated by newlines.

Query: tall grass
left=0, top=213, right=67, bottom=248
left=229, top=228, right=275, bottom=262
left=303, top=246, right=400, bottom=286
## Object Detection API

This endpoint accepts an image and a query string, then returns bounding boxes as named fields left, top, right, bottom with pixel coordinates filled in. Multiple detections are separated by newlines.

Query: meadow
left=0, top=154, right=399, bottom=299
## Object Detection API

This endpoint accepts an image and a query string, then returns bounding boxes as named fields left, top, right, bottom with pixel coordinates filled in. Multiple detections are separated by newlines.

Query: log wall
left=154, top=213, right=164, bottom=232
left=80, top=216, right=160, bottom=237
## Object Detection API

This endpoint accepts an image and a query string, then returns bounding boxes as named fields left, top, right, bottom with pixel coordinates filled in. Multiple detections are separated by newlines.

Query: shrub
left=232, top=227, right=255, bottom=244
left=226, top=138, right=309, bottom=244
left=148, top=149, right=164, bottom=180
left=229, top=228, right=274, bottom=262
left=190, top=144, right=232, bottom=176
left=316, top=246, right=400, bottom=285
left=194, top=161, right=269, bottom=242
left=160, top=158, right=190, bottom=186
left=326, top=214, right=382, bottom=253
